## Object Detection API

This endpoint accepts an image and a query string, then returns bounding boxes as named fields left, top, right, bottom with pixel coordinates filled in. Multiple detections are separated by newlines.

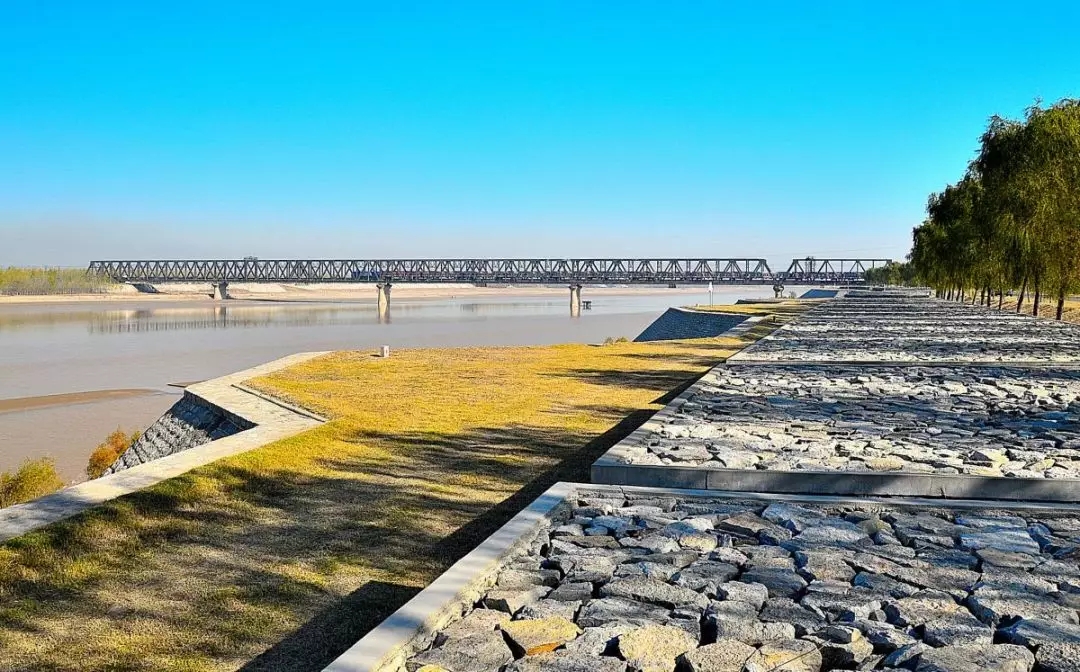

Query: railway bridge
left=87, top=257, right=890, bottom=317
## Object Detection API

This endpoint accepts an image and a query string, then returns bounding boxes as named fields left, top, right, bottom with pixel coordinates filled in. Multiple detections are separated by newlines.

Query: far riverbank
left=0, top=282, right=728, bottom=305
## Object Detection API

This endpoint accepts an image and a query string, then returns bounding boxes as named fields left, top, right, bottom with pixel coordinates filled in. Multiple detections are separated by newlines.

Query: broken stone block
left=500, top=616, right=582, bottom=656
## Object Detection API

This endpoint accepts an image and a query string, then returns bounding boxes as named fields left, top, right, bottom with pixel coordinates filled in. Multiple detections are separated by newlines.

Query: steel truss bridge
left=87, top=257, right=891, bottom=286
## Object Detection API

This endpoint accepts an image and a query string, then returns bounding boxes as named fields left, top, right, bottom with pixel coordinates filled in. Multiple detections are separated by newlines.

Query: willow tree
left=1023, top=101, right=1080, bottom=319
left=972, top=116, right=1042, bottom=313
left=907, top=98, right=1080, bottom=319
left=910, top=218, right=950, bottom=295
left=922, top=177, right=982, bottom=300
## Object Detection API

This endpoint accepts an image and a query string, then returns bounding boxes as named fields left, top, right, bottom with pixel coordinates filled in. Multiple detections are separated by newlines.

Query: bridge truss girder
left=87, top=257, right=889, bottom=285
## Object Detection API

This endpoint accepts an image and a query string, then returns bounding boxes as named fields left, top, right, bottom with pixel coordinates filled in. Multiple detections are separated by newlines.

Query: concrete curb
left=323, top=482, right=576, bottom=672
left=590, top=460, right=1080, bottom=501
left=0, top=352, right=328, bottom=543
left=323, top=481, right=1080, bottom=672
left=726, top=359, right=1080, bottom=369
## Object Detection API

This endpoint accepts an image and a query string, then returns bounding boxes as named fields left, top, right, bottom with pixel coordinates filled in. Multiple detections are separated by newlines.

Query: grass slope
left=0, top=307, right=800, bottom=671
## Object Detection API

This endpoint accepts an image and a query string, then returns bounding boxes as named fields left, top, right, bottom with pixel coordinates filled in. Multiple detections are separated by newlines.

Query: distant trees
left=0, top=267, right=115, bottom=295
left=907, top=99, right=1080, bottom=319
left=864, top=261, right=917, bottom=286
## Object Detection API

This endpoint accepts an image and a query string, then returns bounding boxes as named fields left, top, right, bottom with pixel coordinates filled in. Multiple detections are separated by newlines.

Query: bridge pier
left=213, top=281, right=230, bottom=300
left=569, top=284, right=582, bottom=317
left=377, top=283, right=392, bottom=323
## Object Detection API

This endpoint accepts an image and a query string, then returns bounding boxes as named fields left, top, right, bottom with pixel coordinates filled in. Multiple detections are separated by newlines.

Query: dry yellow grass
left=996, top=296, right=1080, bottom=322
left=688, top=300, right=815, bottom=316
left=0, top=304, right=803, bottom=671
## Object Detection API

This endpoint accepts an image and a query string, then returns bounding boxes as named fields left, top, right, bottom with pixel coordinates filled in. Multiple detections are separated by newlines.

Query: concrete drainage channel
left=0, top=352, right=327, bottom=543
left=326, top=291, right=1080, bottom=672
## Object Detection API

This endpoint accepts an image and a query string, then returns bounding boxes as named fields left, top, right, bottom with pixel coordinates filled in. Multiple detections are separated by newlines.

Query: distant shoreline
left=0, top=282, right=744, bottom=305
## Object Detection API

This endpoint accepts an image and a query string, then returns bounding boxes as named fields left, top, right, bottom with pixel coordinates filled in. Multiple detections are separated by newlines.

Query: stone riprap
left=610, top=365, right=1080, bottom=482
left=634, top=308, right=750, bottom=343
left=401, top=493, right=1080, bottom=672
left=733, top=297, right=1080, bottom=364
left=103, top=393, right=253, bottom=475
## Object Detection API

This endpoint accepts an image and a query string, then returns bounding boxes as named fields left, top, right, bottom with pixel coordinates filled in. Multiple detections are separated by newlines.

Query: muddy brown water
left=0, top=288, right=777, bottom=482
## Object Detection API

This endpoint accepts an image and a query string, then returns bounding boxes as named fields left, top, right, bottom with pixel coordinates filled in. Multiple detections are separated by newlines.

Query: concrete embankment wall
left=103, top=393, right=254, bottom=475
left=633, top=307, right=748, bottom=342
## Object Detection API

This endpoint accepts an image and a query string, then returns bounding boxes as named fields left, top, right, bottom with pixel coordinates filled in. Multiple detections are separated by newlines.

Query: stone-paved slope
left=734, top=297, right=1080, bottom=364
left=634, top=308, right=749, bottom=343
left=616, top=365, right=1080, bottom=480
left=405, top=494, right=1080, bottom=672
left=104, top=393, right=252, bottom=475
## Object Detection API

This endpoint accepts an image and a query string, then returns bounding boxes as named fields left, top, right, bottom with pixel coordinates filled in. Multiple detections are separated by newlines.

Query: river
left=0, top=286, right=779, bottom=482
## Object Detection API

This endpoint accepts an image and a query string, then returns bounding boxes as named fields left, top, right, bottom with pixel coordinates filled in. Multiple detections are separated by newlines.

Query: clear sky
left=2, top=2, right=1078, bottom=267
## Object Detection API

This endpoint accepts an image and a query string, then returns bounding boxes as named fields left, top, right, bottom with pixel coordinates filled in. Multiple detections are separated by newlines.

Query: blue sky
left=2, top=2, right=1078, bottom=267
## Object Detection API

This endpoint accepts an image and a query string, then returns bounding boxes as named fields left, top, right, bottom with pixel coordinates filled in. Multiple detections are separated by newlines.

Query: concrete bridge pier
left=377, top=283, right=392, bottom=323
left=569, top=284, right=583, bottom=317
left=213, top=281, right=231, bottom=300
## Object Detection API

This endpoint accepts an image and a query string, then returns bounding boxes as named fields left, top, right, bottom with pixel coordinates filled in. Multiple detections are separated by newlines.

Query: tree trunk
left=1033, top=275, right=1041, bottom=317
left=1017, top=275, right=1028, bottom=313
left=1057, top=286, right=1067, bottom=320
left=979, top=286, right=986, bottom=306
left=998, top=288, right=1004, bottom=310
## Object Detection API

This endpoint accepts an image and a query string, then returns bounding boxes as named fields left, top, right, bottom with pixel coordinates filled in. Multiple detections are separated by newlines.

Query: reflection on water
left=5, top=293, right=754, bottom=334
left=77, top=301, right=602, bottom=333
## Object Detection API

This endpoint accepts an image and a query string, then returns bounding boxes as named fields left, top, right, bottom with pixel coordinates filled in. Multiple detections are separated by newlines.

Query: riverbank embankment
left=0, top=301, right=800, bottom=671
left=335, top=290, right=1080, bottom=672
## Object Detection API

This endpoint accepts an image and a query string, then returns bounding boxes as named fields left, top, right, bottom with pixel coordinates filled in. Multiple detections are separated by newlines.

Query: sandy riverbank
left=0, top=282, right=717, bottom=305
left=0, top=388, right=162, bottom=414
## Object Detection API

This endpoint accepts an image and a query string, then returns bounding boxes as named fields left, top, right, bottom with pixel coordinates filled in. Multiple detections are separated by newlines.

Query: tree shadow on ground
left=234, top=409, right=655, bottom=671
left=0, top=403, right=660, bottom=671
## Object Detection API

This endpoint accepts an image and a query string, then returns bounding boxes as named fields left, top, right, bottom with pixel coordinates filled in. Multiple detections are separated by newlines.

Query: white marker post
left=708, top=281, right=713, bottom=306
